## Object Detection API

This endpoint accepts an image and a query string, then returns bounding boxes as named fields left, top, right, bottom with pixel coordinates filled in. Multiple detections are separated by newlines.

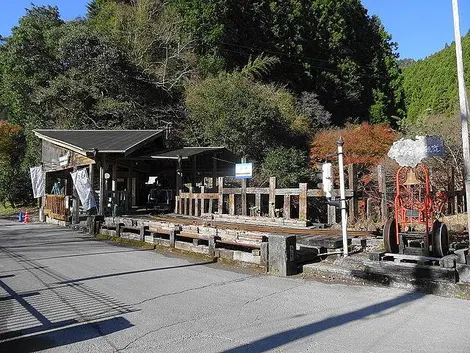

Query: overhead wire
left=220, top=41, right=333, bottom=65
left=219, top=41, right=399, bottom=80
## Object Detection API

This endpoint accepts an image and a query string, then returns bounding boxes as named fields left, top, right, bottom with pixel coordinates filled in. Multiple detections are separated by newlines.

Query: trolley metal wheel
left=384, top=218, right=399, bottom=253
left=432, top=220, right=449, bottom=257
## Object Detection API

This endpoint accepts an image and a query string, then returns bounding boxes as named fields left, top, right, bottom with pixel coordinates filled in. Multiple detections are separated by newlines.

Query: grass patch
left=0, top=205, right=38, bottom=217
left=95, top=233, right=155, bottom=250
left=0, top=205, right=21, bottom=217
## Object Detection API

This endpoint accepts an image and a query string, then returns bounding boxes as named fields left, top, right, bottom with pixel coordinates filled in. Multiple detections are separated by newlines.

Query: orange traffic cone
left=24, top=210, right=30, bottom=223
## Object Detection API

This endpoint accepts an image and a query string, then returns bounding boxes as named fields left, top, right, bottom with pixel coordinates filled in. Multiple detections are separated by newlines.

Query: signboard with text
left=388, top=135, right=445, bottom=167
left=235, top=163, right=253, bottom=179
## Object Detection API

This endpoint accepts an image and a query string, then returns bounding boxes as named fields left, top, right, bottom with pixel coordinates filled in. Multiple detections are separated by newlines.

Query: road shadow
left=352, top=256, right=444, bottom=295
left=57, top=260, right=217, bottom=284
left=17, top=248, right=154, bottom=262
left=225, top=258, right=436, bottom=353
left=0, top=271, right=135, bottom=351
left=0, top=316, right=133, bottom=353
left=0, top=286, right=13, bottom=339
left=223, top=290, right=424, bottom=353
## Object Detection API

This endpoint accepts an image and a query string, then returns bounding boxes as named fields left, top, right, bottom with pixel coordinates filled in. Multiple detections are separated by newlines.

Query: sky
left=362, top=0, right=470, bottom=60
left=1, top=0, right=470, bottom=61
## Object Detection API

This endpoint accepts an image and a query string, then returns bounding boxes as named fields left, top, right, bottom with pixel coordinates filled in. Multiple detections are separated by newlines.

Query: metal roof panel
left=34, top=130, right=164, bottom=154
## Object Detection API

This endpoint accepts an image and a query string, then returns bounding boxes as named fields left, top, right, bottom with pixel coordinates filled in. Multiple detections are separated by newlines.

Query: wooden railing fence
left=175, top=172, right=358, bottom=223
left=44, top=194, right=68, bottom=221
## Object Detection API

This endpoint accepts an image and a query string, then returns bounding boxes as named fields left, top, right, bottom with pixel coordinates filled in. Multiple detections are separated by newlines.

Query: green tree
left=184, top=68, right=311, bottom=162
left=35, top=21, right=168, bottom=129
left=0, top=4, right=187, bottom=199
left=0, top=6, right=63, bottom=128
left=0, top=121, right=30, bottom=207
left=171, top=0, right=405, bottom=124
left=0, top=6, right=64, bottom=168
left=258, top=147, right=312, bottom=187
left=1, top=6, right=176, bottom=132
left=297, top=92, right=332, bottom=129
left=401, top=33, right=470, bottom=123
left=88, top=0, right=193, bottom=94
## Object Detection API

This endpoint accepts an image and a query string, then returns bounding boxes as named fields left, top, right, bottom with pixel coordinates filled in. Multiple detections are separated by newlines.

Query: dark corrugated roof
left=150, top=147, right=226, bottom=159
left=34, top=129, right=164, bottom=155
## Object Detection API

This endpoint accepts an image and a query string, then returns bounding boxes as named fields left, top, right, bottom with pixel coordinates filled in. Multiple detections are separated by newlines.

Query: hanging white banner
left=70, top=169, right=97, bottom=211
left=30, top=166, right=45, bottom=198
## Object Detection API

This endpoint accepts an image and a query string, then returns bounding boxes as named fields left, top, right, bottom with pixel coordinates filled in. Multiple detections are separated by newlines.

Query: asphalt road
left=1, top=219, right=469, bottom=353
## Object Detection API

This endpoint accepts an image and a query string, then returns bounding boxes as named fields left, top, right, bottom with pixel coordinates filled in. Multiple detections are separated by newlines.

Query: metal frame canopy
left=34, top=129, right=165, bottom=157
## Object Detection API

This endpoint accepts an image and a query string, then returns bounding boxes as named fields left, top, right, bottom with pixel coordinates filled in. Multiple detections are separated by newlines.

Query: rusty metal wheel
left=384, top=218, right=399, bottom=253
left=432, top=220, right=449, bottom=257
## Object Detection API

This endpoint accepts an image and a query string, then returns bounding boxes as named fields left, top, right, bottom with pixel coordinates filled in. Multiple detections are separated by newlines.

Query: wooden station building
left=34, top=129, right=238, bottom=222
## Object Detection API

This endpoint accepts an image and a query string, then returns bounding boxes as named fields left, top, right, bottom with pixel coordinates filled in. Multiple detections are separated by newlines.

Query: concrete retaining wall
left=45, top=216, right=68, bottom=227
left=92, top=216, right=299, bottom=275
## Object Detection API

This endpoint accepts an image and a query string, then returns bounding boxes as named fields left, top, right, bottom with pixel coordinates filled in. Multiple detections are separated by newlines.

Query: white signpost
left=322, top=162, right=333, bottom=198
left=337, top=138, right=349, bottom=256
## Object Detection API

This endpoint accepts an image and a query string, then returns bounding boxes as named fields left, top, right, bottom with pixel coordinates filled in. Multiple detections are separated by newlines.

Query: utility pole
left=452, top=0, right=470, bottom=245
left=337, top=137, right=349, bottom=256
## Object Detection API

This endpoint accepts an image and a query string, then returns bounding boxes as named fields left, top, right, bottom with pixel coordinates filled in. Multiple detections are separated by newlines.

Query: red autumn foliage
left=311, top=123, right=399, bottom=219
left=0, top=120, right=24, bottom=165
left=310, top=122, right=398, bottom=166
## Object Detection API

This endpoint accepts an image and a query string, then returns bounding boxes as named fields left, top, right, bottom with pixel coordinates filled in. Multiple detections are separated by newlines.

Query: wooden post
left=241, top=157, right=247, bottom=216
left=88, top=163, right=95, bottom=214
left=131, top=177, right=136, bottom=206
left=194, top=195, right=200, bottom=216
left=348, top=164, right=358, bottom=220
left=455, top=192, right=459, bottom=214
left=174, top=195, right=180, bottom=214
left=229, top=194, right=235, bottom=215
left=449, top=166, right=455, bottom=214
left=366, top=198, right=372, bottom=219
left=111, top=162, right=117, bottom=214
left=241, top=179, right=247, bottom=216
left=212, top=153, right=218, bottom=192
left=208, top=198, right=213, bottom=214
left=72, top=167, right=79, bottom=224
left=191, top=156, right=197, bottom=187
left=218, top=177, right=224, bottom=214
left=200, top=186, right=205, bottom=214
left=99, top=158, right=105, bottom=216
left=176, top=155, right=183, bottom=196
left=127, top=168, right=132, bottom=209
left=269, top=177, right=276, bottom=218
left=299, top=183, right=307, bottom=221
left=189, top=192, right=193, bottom=216
left=378, top=165, right=388, bottom=222
left=255, top=193, right=261, bottom=215
left=112, top=163, right=117, bottom=192
left=327, top=205, right=336, bottom=224
left=283, top=195, right=291, bottom=219
left=169, top=229, right=176, bottom=248
left=89, top=164, right=94, bottom=189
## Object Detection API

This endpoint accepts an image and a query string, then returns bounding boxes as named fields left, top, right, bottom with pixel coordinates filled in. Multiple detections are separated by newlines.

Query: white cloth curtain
left=70, top=169, right=97, bottom=211
left=30, top=166, right=45, bottom=198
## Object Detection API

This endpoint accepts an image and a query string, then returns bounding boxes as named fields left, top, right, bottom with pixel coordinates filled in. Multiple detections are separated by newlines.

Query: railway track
left=150, top=214, right=378, bottom=238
